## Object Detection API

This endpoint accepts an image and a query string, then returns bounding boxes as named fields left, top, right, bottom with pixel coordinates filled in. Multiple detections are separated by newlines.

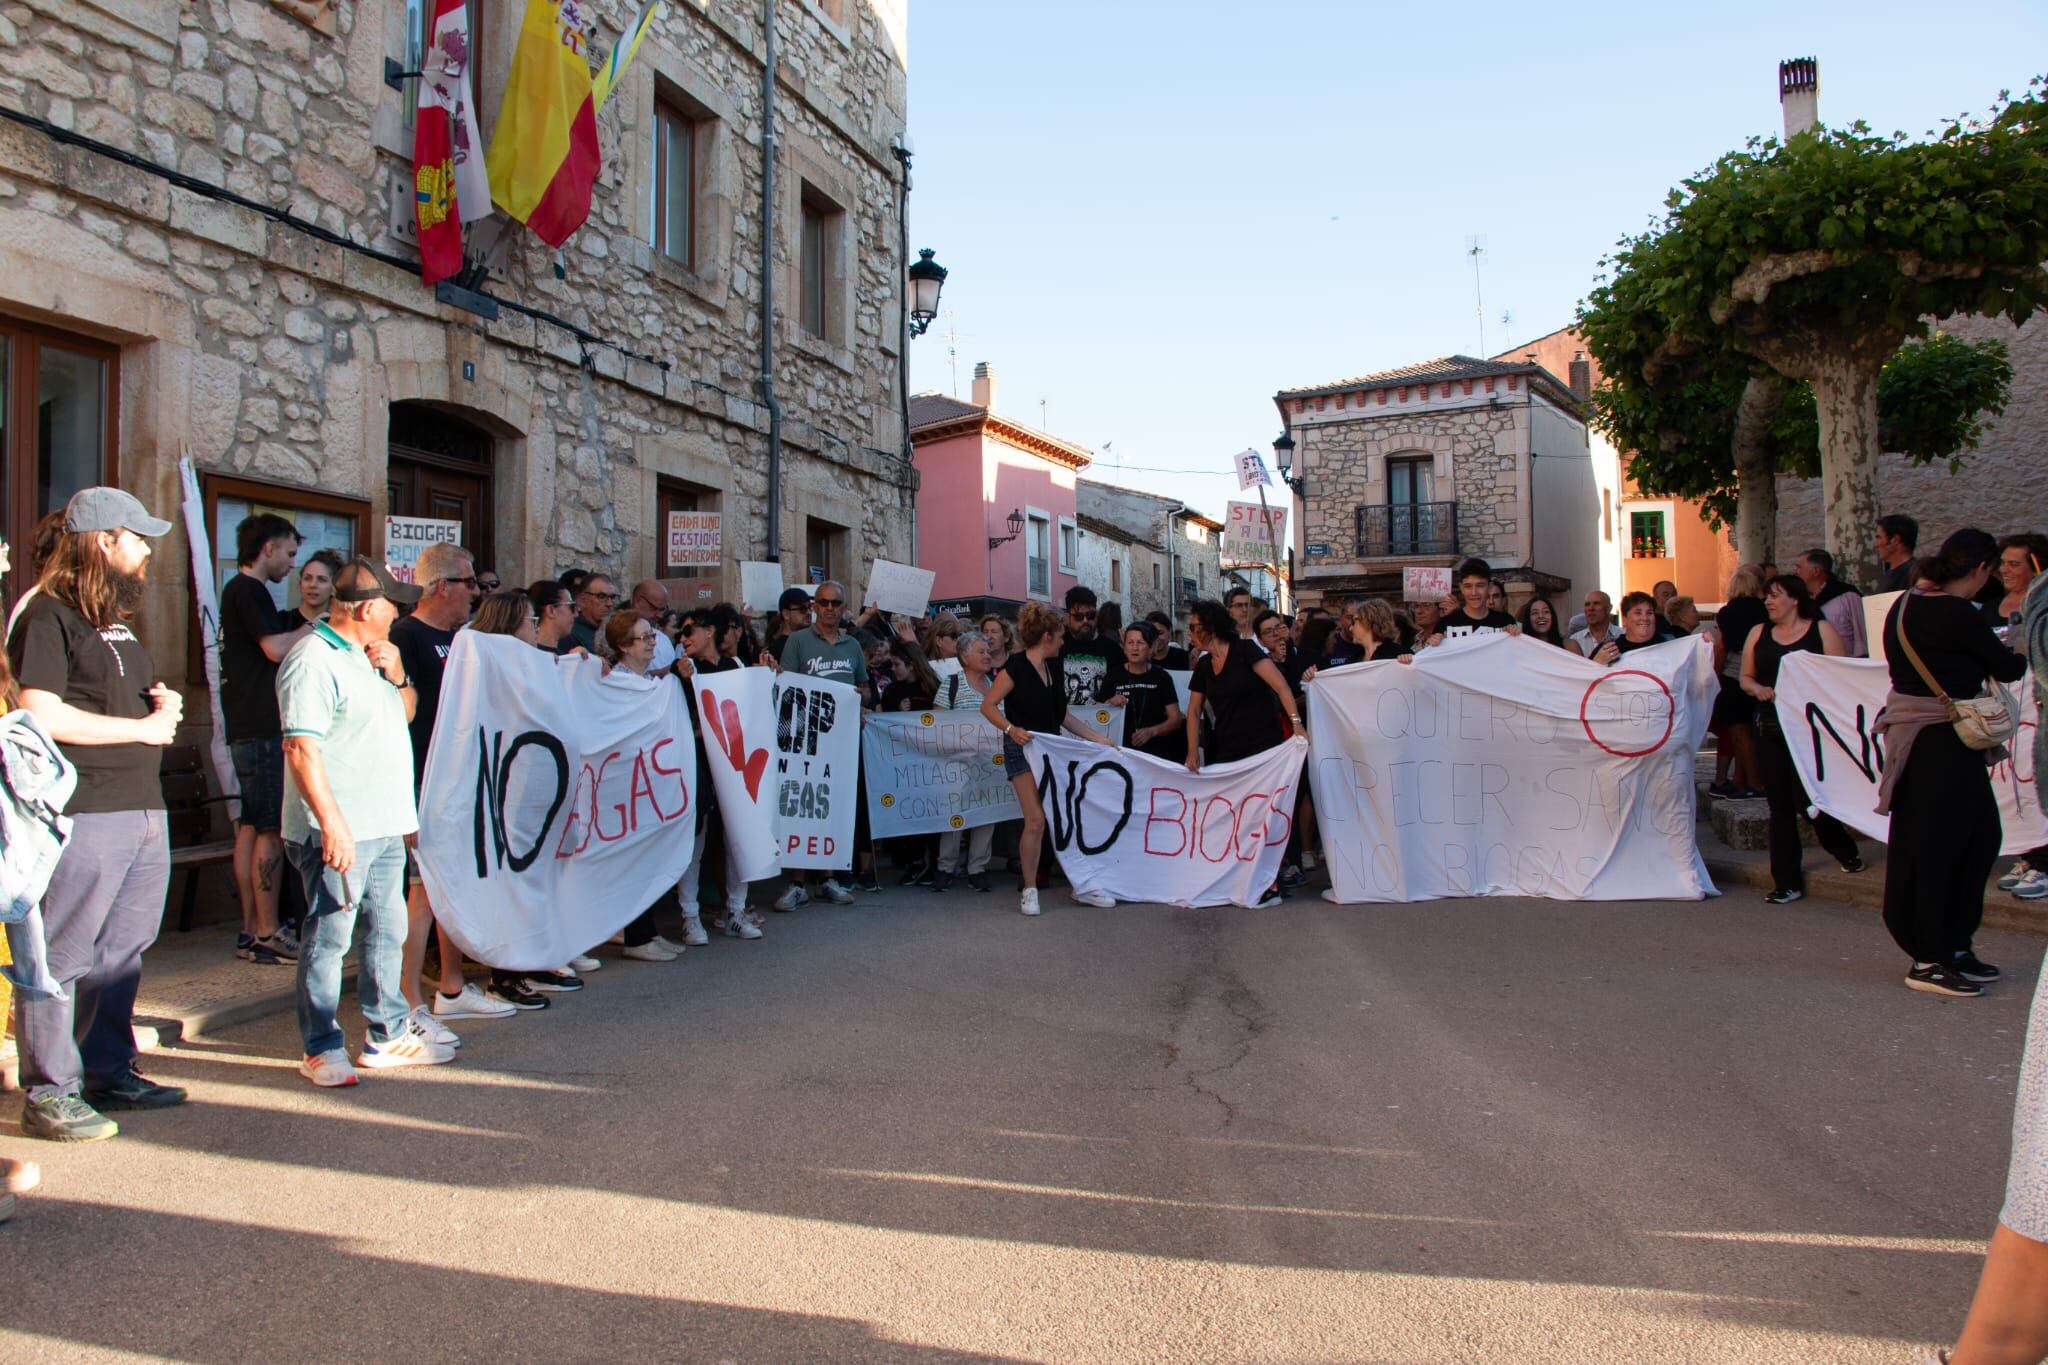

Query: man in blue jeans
left=9, top=488, right=184, bottom=1142
left=279, top=556, right=453, bottom=1086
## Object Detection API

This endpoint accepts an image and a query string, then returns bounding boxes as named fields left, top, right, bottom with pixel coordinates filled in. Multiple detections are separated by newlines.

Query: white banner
left=771, top=673, right=861, bottom=870
left=692, top=668, right=782, bottom=881
left=418, top=632, right=698, bottom=971
left=178, top=456, right=240, bottom=819
left=1026, top=732, right=1308, bottom=908
left=1308, top=634, right=1719, bottom=902
left=1771, top=653, right=2046, bottom=854
left=863, top=711, right=1018, bottom=837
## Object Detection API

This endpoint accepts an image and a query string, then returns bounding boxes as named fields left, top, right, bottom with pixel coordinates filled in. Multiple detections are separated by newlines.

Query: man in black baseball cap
left=763, top=585, right=812, bottom=667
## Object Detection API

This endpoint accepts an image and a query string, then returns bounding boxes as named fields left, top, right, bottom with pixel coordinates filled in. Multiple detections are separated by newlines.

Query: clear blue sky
left=902, top=1, right=2047, bottom=537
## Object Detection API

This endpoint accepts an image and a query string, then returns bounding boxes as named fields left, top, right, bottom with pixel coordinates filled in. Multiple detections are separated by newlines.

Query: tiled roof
left=907, top=392, right=983, bottom=429
left=1276, top=355, right=1546, bottom=400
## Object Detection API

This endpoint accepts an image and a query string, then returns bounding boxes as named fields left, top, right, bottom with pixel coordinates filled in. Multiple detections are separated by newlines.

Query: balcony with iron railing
left=1355, top=501, right=1458, bottom=558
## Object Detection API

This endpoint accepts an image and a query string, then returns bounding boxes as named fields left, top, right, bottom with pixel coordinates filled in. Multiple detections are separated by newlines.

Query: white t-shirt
left=1569, top=623, right=1619, bottom=656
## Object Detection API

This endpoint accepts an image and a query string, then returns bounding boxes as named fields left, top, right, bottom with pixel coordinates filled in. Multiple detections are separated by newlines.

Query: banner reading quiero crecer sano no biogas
left=1025, top=731, right=1308, bottom=908
left=1771, top=654, right=2047, bottom=854
left=417, top=632, right=698, bottom=971
left=1307, top=633, right=1720, bottom=903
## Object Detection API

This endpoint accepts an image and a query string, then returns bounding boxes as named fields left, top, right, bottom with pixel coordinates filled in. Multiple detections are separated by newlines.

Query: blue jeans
left=289, top=834, right=408, bottom=1058
left=13, top=809, right=170, bottom=1102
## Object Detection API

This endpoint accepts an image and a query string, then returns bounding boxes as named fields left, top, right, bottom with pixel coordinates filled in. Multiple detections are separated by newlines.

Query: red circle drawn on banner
left=1579, top=669, right=1676, bottom=758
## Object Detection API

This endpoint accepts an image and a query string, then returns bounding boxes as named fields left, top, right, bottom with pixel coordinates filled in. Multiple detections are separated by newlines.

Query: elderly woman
left=1876, top=530, right=2027, bottom=996
left=1590, top=592, right=1665, bottom=663
left=934, top=633, right=999, bottom=892
left=1993, top=535, right=2048, bottom=902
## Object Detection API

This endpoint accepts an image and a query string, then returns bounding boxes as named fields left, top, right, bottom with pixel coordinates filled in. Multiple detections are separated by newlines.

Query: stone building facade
left=1274, top=355, right=1600, bottom=613
left=1076, top=478, right=1225, bottom=627
left=0, top=0, right=915, bottom=693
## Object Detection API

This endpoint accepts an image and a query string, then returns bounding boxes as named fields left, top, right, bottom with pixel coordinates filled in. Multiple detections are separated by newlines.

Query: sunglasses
left=814, top=596, right=844, bottom=607
left=581, top=589, right=619, bottom=603
left=1069, top=609, right=1096, bottom=621
left=446, top=575, right=479, bottom=588
left=477, top=578, right=500, bottom=590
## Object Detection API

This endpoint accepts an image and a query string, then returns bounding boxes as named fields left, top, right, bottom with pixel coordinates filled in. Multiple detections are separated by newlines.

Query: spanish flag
left=485, top=0, right=600, bottom=249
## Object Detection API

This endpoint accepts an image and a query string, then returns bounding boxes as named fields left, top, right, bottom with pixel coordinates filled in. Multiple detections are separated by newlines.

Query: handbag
left=1894, top=594, right=2019, bottom=751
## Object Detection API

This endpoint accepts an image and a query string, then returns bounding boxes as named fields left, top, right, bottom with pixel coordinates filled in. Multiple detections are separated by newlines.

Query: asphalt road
left=2, top=884, right=2040, bottom=1363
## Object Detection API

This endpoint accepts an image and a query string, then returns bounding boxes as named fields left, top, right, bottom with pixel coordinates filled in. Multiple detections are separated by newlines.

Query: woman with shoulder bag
left=1874, top=529, right=2027, bottom=997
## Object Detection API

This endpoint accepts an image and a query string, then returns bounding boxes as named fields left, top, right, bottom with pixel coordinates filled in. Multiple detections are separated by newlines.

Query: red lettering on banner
left=592, top=750, right=629, bottom=843
left=557, top=761, right=599, bottom=858
left=784, top=835, right=837, bottom=857
left=1145, top=789, right=1189, bottom=855
left=648, top=737, right=689, bottom=820
left=1578, top=670, right=1675, bottom=758
left=1262, top=784, right=1296, bottom=848
left=1234, top=793, right=1273, bottom=861
left=1197, top=796, right=1238, bottom=863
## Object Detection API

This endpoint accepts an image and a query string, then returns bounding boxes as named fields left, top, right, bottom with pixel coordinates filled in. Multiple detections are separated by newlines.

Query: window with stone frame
left=651, top=98, right=699, bottom=268
left=0, top=316, right=118, bottom=618
left=798, top=182, right=847, bottom=342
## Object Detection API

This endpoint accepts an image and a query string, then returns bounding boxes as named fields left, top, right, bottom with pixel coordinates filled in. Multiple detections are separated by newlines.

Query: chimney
left=971, top=361, right=996, bottom=410
left=1568, top=350, right=1592, bottom=399
left=1779, top=57, right=1818, bottom=138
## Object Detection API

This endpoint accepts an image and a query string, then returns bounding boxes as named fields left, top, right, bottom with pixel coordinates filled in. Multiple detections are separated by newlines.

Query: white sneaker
left=1301, top=850, right=1318, bottom=872
left=773, top=884, right=810, bottom=912
left=409, top=1005, right=460, bottom=1049
left=681, top=914, right=710, bottom=947
left=299, top=1049, right=359, bottom=1088
left=2015, top=870, right=2048, bottom=900
left=358, top=1022, right=456, bottom=1069
left=723, top=912, right=763, bottom=939
left=652, top=935, right=687, bottom=954
left=621, top=941, right=679, bottom=962
left=819, top=878, right=856, bottom=905
left=1019, top=888, right=1041, bottom=917
left=1070, top=888, right=1116, bottom=908
left=569, top=954, right=601, bottom=973
left=1320, top=887, right=1344, bottom=904
left=432, top=982, right=517, bottom=1020
left=1997, top=859, right=2032, bottom=891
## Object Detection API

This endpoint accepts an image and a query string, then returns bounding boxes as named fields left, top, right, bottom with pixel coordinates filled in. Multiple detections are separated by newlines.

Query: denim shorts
left=230, top=737, right=285, bottom=833
left=1002, top=736, right=1032, bottom=781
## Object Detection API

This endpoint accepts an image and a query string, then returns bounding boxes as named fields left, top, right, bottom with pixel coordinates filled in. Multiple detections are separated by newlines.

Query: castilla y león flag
left=412, top=0, right=490, bottom=285
left=485, top=0, right=600, bottom=248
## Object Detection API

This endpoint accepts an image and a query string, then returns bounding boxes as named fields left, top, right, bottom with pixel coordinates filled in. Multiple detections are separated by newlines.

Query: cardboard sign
left=1861, top=590, right=1902, bottom=662
left=1223, top=501, right=1286, bottom=567
left=1235, top=449, right=1272, bottom=489
left=740, top=561, right=789, bottom=615
left=1403, top=566, right=1454, bottom=602
left=385, top=515, right=462, bottom=584
left=862, top=559, right=937, bottom=617
left=666, top=511, right=721, bottom=568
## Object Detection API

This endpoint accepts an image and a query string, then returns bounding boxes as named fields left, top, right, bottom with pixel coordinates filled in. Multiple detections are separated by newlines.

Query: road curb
left=1703, top=855, right=2048, bottom=936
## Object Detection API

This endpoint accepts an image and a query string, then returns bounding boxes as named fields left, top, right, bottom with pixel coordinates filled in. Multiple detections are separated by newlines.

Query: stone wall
left=0, top=0, right=916, bottom=679
left=1774, top=313, right=2048, bottom=567
left=1077, top=479, right=1224, bottom=617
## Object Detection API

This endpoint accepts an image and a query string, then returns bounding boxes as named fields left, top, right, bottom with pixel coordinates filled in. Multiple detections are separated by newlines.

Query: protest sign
left=1307, top=634, right=1719, bottom=902
left=1027, top=732, right=1307, bottom=907
left=1862, top=591, right=1902, bottom=662
left=691, top=667, right=782, bottom=880
left=417, top=633, right=697, bottom=970
left=385, top=515, right=462, bottom=584
left=666, top=511, right=721, bottom=568
left=1223, top=502, right=1286, bottom=567
left=739, top=560, right=789, bottom=614
left=1403, top=566, right=1454, bottom=602
left=863, top=559, right=937, bottom=617
left=771, top=673, right=862, bottom=869
left=863, top=711, right=1018, bottom=837
left=179, top=456, right=240, bottom=817
left=1235, top=448, right=1272, bottom=489
left=1166, top=669, right=1193, bottom=713
left=1771, top=654, right=2046, bottom=854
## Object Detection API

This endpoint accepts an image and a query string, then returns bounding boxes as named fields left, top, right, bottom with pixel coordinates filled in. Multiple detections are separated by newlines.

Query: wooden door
left=386, top=402, right=493, bottom=572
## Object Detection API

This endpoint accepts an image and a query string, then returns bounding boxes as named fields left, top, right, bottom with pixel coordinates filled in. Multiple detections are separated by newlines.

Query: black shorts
left=1711, top=675, right=1756, bottom=729
left=230, top=737, right=285, bottom=833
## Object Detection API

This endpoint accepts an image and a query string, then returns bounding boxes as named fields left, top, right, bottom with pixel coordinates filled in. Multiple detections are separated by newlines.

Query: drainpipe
left=758, top=0, right=783, bottom=562
left=1162, top=498, right=1185, bottom=624
left=894, top=141, right=916, bottom=564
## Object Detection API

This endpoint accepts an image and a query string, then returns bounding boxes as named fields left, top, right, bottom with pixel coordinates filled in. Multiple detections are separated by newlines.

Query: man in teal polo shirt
left=279, top=557, right=454, bottom=1087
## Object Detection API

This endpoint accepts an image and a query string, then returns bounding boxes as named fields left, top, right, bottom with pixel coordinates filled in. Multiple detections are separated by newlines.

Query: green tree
left=1579, top=84, right=2048, bottom=584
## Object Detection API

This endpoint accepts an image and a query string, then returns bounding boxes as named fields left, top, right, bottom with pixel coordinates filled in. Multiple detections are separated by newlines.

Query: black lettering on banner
left=472, top=727, right=571, bottom=878
left=1804, top=702, right=1883, bottom=783
left=1037, top=755, right=1135, bottom=854
left=777, top=686, right=838, bottom=757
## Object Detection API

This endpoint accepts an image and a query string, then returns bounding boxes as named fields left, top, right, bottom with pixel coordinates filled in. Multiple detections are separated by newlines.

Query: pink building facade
left=910, top=364, right=1093, bottom=615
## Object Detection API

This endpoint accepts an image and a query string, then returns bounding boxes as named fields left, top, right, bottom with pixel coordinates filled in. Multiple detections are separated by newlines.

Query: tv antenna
left=1467, top=235, right=1488, bottom=356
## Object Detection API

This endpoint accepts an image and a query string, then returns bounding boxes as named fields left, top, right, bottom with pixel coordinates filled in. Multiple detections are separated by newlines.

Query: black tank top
left=1752, top=619, right=1824, bottom=689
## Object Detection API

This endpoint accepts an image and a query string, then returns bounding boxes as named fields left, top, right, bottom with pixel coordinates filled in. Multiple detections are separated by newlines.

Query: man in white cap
left=7, top=487, right=184, bottom=1143
left=280, top=556, right=455, bottom=1086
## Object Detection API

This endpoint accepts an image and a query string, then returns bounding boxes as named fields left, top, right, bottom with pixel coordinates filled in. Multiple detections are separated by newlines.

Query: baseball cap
left=333, top=555, right=423, bottom=607
left=65, top=487, right=173, bottom=538
left=778, top=586, right=812, bottom=611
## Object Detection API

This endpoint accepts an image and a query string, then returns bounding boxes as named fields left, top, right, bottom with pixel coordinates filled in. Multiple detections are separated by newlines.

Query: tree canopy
left=1579, top=81, right=2048, bottom=581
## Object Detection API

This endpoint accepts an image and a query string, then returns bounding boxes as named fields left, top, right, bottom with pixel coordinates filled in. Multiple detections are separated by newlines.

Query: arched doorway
left=387, top=401, right=495, bottom=571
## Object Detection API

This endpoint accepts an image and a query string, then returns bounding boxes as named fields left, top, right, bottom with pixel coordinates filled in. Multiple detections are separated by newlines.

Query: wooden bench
left=162, top=744, right=236, bottom=932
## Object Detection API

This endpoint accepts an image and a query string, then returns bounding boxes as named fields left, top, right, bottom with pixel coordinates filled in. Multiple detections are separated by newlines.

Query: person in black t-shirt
left=9, top=488, right=187, bottom=1142
left=1057, top=585, right=1116, bottom=708
left=1429, top=558, right=1521, bottom=644
left=219, top=513, right=311, bottom=966
left=1592, top=593, right=1665, bottom=664
left=1144, top=610, right=1190, bottom=670
left=1097, top=622, right=1184, bottom=761
left=980, top=601, right=1116, bottom=916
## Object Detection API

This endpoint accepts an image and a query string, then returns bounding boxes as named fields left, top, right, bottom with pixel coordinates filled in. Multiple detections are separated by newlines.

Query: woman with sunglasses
left=604, top=611, right=691, bottom=963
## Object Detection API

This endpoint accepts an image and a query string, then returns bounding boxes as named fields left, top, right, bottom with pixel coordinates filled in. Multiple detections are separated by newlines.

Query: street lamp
left=1273, top=430, right=1304, bottom=494
left=908, top=248, right=948, bottom=337
left=988, top=507, right=1024, bottom=551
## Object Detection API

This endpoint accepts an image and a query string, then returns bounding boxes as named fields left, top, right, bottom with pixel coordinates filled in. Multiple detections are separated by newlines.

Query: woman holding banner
left=605, top=612, right=690, bottom=963
left=1739, top=575, right=1862, bottom=907
left=1185, top=600, right=1302, bottom=907
left=1876, top=530, right=2026, bottom=997
left=676, top=609, right=760, bottom=942
left=979, top=602, right=1116, bottom=916
left=934, top=634, right=998, bottom=892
